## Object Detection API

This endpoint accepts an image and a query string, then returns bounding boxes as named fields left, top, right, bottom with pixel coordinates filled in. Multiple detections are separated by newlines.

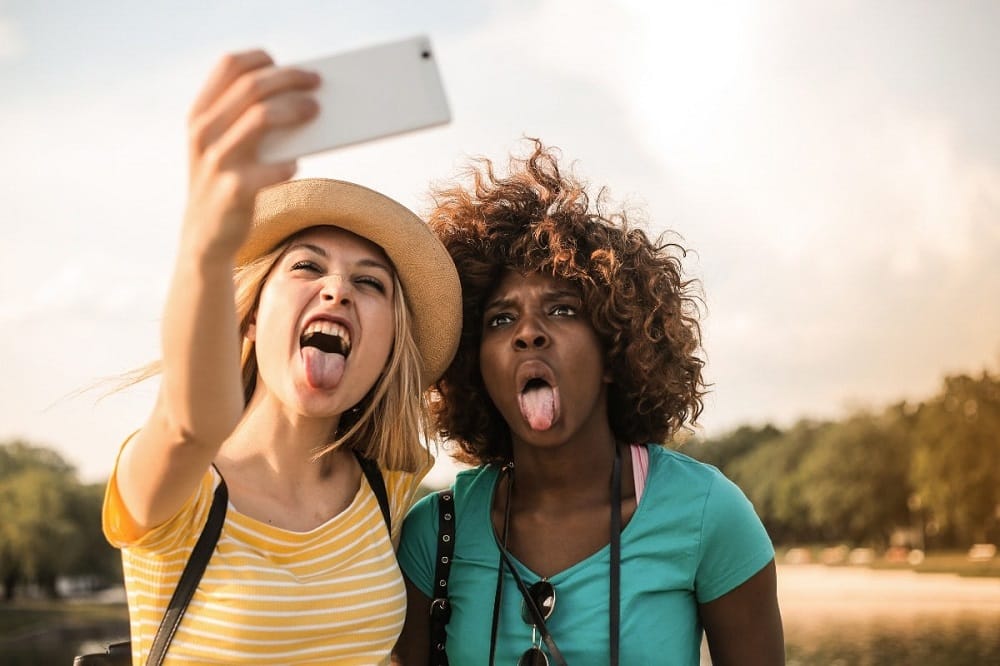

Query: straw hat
left=237, top=178, right=461, bottom=387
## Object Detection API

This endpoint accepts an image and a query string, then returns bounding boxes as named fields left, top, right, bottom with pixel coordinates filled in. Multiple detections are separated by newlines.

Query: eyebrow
left=483, top=288, right=581, bottom=312
left=287, top=242, right=393, bottom=274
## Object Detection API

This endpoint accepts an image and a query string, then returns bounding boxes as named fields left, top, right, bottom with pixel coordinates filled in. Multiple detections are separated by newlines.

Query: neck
left=221, top=391, right=344, bottom=485
left=507, top=427, right=620, bottom=507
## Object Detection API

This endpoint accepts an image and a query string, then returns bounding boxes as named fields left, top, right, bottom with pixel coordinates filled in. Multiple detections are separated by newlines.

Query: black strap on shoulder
left=356, top=453, right=391, bottom=532
left=146, top=475, right=228, bottom=666
left=428, top=487, right=455, bottom=666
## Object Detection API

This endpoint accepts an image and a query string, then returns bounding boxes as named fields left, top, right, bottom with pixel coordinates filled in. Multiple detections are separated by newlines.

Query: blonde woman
left=103, top=51, right=461, bottom=664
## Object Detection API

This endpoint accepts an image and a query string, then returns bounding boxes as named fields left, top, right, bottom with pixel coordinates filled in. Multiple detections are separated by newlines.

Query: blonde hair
left=128, top=229, right=430, bottom=473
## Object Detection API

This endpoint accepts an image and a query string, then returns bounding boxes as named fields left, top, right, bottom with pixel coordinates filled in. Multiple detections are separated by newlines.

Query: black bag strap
left=356, top=453, right=391, bottom=532
left=428, top=487, right=455, bottom=665
left=146, top=474, right=228, bottom=666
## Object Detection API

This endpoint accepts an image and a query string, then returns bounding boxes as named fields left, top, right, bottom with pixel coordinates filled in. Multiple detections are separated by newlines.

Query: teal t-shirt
left=398, top=445, right=774, bottom=665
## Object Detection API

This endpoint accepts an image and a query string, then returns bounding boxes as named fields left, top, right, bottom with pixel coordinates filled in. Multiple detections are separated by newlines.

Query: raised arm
left=699, top=560, right=785, bottom=666
left=115, top=51, right=320, bottom=532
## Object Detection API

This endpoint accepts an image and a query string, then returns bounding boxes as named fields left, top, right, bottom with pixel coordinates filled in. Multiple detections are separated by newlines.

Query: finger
left=243, top=160, right=299, bottom=194
left=189, top=50, right=274, bottom=118
left=207, top=91, right=320, bottom=169
left=190, top=66, right=320, bottom=158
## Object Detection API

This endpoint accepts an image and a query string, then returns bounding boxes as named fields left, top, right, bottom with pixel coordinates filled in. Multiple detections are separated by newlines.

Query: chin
left=294, top=390, right=357, bottom=420
left=515, top=424, right=569, bottom=448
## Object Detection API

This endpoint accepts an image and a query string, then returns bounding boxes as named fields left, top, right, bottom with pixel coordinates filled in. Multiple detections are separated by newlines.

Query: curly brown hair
left=428, top=139, right=705, bottom=466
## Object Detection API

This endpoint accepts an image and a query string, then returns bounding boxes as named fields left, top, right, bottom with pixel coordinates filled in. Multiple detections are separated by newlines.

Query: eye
left=291, top=260, right=322, bottom=273
left=486, top=312, right=515, bottom=328
left=550, top=303, right=577, bottom=317
left=354, top=275, right=387, bottom=293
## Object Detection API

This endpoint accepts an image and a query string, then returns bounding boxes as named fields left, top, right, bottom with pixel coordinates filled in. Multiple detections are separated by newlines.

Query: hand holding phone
left=258, top=35, right=452, bottom=162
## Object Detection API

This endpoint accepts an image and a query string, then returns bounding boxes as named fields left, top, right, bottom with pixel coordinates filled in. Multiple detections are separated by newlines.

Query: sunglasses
left=517, top=580, right=557, bottom=666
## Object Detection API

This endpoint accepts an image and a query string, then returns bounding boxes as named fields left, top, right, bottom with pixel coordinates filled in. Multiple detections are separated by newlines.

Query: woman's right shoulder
left=104, top=453, right=217, bottom=551
left=451, top=464, right=499, bottom=507
left=405, top=464, right=496, bottom=522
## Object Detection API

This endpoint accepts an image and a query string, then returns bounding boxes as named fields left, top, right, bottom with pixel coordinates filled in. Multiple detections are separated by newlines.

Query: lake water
left=774, top=564, right=1000, bottom=665
left=3, top=565, right=998, bottom=664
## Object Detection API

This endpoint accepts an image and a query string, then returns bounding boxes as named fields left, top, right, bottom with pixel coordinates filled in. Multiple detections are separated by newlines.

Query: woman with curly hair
left=394, top=140, right=783, bottom=665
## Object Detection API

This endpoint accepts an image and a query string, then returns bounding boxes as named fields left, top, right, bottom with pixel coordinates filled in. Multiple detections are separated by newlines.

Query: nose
left=512, top=316, right=549, bottom=351
left=320, top=274, right=351, bottom=305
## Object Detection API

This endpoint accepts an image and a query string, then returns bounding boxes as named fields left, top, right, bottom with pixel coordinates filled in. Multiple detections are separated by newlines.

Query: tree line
left=687, top=368, right=1000, bottom=549
left=0, top=441, right=121, bottom=600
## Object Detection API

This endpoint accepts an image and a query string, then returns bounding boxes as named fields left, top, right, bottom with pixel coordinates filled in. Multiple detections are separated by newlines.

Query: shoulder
left=378, top=453, right=434, bottom=541
left=644, top=444, right=762, bottom=529
left=453, top=464, right=499, bottom=494
left=401, top=463, right=498, bottom=541
left=382, top=448, right=434, bottom=495
left=633, top=445, right=774, bottom=602
left=404, top=463, right=498, bottom=523
left=646, top=444, right=728, bottom=488
left=104, top=463, right=217, bottom=551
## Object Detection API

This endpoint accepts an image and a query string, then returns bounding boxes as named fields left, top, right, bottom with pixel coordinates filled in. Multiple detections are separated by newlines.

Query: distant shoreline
left=777, top=563, right=1000, bottom=623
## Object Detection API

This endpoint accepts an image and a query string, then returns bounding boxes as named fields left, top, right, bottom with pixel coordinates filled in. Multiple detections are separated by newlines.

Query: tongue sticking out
left=518, top=383, right=557, bottom=431
left=303, top=347, right=346, bottom=390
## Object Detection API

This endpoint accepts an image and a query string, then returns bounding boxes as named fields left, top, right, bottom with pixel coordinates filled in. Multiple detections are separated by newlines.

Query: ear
left=246, top=313, right=257, bottom=343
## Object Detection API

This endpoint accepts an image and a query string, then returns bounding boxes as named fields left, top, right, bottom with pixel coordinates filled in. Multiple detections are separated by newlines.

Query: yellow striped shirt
left=103, top=454, right=428, bottom=665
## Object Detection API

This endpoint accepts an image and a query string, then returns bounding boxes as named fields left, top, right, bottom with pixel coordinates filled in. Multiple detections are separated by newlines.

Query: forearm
left=159, top=245, right=244, bottom=447
left=115, top=248, right=243, bottom=531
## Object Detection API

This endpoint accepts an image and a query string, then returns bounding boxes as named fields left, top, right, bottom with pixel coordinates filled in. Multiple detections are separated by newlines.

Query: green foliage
left=0, top=441, right=75, bottom=478
left=0, top=441, right=121, bottom=600
left=687, top=423, right=782, bottom=470
left=796, top=411, right=912, bottom=546
left=910, top=372, right=1000, bottom=545
left=729, top=420, right=831, bottom=544
left=688, top=368, right=1000, bottom=549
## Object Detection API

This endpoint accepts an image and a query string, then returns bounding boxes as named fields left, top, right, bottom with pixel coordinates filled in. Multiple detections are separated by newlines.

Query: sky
left=2, top=0, right=998, bottom=485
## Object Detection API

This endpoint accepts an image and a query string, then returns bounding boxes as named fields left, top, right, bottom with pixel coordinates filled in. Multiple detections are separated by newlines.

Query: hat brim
left=238, top=179, right=461, bottom=387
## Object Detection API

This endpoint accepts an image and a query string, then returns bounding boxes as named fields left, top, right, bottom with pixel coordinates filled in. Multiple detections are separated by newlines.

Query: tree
left=910, top=372, right=1000, bottom=546
left=731, top=420, right=834, bottom=544
left=795, top=410, right=913, bottom=546
left=687, top=424, right=782, bottom=471
left=0, top=440, right=121, bottom=599
left=65, top=482, right=122, bottom=584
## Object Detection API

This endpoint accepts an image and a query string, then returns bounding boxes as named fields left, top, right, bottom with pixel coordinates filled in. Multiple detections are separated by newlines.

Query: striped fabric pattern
left=104, top=462, right=426, bottom=665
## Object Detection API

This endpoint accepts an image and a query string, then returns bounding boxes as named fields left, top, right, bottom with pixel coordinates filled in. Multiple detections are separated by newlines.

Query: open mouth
left=522, top=377, right=551, bottom=392
left=300, top=321, right=352, bottom=358
left=518, top=372, right=559, bottom=431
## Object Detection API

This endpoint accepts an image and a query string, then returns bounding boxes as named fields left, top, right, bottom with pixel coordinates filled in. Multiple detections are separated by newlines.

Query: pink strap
left=631, top=444, right=649, bottom=505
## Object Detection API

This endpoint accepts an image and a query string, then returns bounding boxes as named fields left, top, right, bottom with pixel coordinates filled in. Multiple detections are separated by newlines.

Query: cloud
left=607, top=1, right=1000, bottom=432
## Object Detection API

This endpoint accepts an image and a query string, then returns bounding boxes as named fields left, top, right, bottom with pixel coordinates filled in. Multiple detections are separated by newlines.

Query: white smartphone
left=258, top=35, right=452, bottom=162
